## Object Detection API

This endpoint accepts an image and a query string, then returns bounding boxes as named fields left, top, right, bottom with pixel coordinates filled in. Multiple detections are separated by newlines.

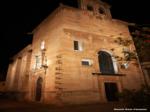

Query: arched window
left=98, top=51, right=115, bottom=74
left=87, top=4, right=93, bottom=11
left=99, top=7, right=105, bottom=14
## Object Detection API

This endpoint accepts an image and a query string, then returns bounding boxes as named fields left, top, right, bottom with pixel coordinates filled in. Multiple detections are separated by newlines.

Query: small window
left=81, top=59, right=93, bottom=66
left=74, top=41, right=79, bottom=50
left=74, top=40, right=83, bottom=51
left=99, top=7, right=105, bottom=14
left=87, top=5, right=93, bottom=11
left=82, top=61, right=90, bottom=66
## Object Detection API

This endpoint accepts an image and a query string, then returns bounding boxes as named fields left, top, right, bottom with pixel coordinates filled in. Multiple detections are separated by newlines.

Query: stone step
left=55, top=81, right=63, bottom=84
left=55, top=86, right=64, bottom=90
left=55, top=77, right=62, bottom=79
left=56, top=61, right=63, bottom=64
left=55, top=67, right=63, bottom=70
left=55, top=72, right=63, bottom=74
left=56, top=55, right=62, bottom=58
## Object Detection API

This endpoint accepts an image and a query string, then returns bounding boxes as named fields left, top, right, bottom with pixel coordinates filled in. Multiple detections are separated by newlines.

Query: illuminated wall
left=6, top=0, right=145, bottom=105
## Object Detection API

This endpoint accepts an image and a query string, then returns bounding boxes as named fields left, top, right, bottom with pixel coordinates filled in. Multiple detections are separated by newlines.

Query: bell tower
left=78, top=0, right=112, bottom=18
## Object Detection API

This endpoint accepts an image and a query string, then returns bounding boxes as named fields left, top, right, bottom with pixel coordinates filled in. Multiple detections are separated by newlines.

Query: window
left=74, top=41, right=79, bottom=50
left=81, top=59, right=93, bottom=66
left=82, top=61, right=90, bottom=66
left=98, top=51, right=115, bottom=74
left=87, top=5, right=93, bottom=11
left=99, top=7, right=105, bottom=14
left=74, top=40, right=83, bottom=51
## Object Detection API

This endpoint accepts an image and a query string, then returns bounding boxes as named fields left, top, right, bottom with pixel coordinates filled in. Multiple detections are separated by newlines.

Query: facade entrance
left=104, top=83, right=119, bottom=101
left=35, top=77, right=43, bottom=101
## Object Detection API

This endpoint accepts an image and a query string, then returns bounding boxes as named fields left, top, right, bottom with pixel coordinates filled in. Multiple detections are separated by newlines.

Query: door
left=104, top=83, right=119, bottom=101
left=35, top=77, right=43, bottom=101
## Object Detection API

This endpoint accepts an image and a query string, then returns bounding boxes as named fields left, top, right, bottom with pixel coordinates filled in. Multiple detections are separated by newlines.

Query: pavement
left=0, top=99, right=131, bottom=112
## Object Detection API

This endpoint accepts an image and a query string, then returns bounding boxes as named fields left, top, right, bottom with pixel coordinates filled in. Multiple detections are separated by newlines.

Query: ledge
left=92, top=72, right=126, bottom=76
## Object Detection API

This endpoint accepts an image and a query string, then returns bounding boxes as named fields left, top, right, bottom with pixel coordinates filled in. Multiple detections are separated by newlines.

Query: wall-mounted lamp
left=121, top=62, right=129, bottom=69
left=42, top=64, right=48, bottom=74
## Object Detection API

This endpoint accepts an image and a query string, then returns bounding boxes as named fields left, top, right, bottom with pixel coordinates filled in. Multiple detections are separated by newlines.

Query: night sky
left=0, top=0, right=150, bottom=80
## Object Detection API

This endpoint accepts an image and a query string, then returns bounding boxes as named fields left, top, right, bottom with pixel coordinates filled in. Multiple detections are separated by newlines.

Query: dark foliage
left=118, top=86, right=150, bottom=109
left=130, top=26, right=150, bottom=62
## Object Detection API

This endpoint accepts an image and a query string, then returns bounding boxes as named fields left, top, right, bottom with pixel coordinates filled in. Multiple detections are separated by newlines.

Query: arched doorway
left=35, top=77, right=43, bottom=101
left=98, top=51, right=115, bottom=74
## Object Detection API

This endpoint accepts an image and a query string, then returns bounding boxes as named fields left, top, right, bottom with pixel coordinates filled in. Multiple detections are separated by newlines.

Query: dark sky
left=0, top=0, right=150, bottom=80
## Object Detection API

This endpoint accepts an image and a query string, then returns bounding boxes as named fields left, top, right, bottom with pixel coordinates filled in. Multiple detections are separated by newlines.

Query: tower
left=78, top=0, right=112, bottom=18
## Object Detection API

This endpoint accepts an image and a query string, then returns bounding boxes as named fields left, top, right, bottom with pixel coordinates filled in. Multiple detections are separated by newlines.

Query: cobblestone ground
left=0, top=99, right=127, bottom=112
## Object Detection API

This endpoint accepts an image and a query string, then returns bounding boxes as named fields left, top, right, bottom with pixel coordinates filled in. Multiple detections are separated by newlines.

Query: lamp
left=121, top=62, right=129, bottom=69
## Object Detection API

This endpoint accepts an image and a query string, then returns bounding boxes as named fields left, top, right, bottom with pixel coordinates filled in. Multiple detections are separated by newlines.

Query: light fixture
left=42, top=64, right=48, bottom=74
left=121, top=62, right=129, bottom=69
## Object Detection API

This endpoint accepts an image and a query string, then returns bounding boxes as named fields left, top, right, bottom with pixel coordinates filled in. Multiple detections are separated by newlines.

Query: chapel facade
left=6, top=0, right=145, bottom=105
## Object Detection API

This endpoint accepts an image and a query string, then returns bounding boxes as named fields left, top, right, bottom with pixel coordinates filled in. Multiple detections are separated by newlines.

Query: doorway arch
left=98, top=51, right=115, bottom=74
left=35, top=77, right=43, bottom=101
